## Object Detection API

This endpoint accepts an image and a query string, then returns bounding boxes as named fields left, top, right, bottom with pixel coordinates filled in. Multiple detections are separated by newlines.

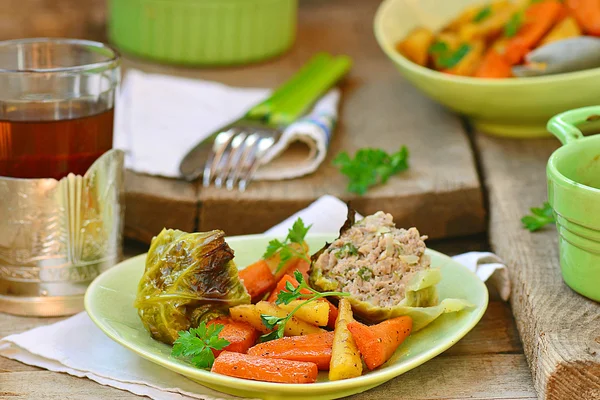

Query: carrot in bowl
left=347, top=316, right=412, bottom=370
left=238, top=260, right=277, bottom=303
left=475, top=48, right=513, bottom=78
left=247, top=331, right=334, bottom=370
left=211, top=351, right=319, bottom=383
left=566, top=0, right=600, bottom=36
left=503, top=0, right=564, bottom=64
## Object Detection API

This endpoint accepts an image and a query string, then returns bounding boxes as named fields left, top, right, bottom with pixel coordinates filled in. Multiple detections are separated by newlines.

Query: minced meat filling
left=314, top=211, right=430, bottom=307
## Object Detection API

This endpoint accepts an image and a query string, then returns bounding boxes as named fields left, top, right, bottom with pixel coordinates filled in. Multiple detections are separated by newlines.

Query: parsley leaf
left=259, top=270, right=349, bottom=342
left=263, top=218, right=312, bottom=273
left=504, top=12, right=524, bottom=38
left=287, top=218, right=311, bottom=244
left=473, top=6, right=492, bottom=22
left=171, top=322, right=230, bottom=369
left=521, top=202, right=555, bottom=232
left=437, top=44, right=472, bottom=68
left=333, top=147, right=410, bottom=195
left=429, top=41, right=449, bottom=56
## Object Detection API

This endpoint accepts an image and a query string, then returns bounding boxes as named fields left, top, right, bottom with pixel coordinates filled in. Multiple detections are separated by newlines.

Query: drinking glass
left=0, top=39, right=123, bottom=316
left=0, top=38, right=119, bottom=179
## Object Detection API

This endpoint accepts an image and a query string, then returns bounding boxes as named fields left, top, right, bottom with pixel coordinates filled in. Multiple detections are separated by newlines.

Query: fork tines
left=202, top=127, right=277, bottom=192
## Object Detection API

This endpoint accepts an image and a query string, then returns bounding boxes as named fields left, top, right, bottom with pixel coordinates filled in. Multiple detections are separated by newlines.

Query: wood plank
left=118, top=0, right=485, bottom=242
left=0, top=0, right=106, bottom=41
left=0, top=355, right=535, bottom=400
left=0, top=371, right=139, bottom=399
left=124, top=171, right=197, bottom=244
left=444, top=300, right=522, bottom=356
left=351, top=354, right=537, bottom=400
left=475, top=133, right=600, bottom=400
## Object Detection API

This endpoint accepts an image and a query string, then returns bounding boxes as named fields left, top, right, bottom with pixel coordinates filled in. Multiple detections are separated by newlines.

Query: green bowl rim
left=85, top=233, right=489, bottom=395
left=373, top=0, right=600, bottom=87
left=547, top=135, right=600, bottom=196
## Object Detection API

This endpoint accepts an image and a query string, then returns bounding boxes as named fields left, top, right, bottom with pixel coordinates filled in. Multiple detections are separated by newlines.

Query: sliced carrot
left=504, top=1, right=563, bottom=64
left=566, top=0, right=600, bottom=36
left=347, top=316, right=412, bottom=370
left=283, top=258, right=310, bottom=280
left=555, top=3, right=571, bottom=22
left=207, top=318, right=259, bottom=356
left=267, top=274, right=339, bottom=329
left=238, top=260, right=277, bottom=303
left=265, top=242, right=310, bottom=281
left=326, top=301, right=339, bottom=330
left=247, top=331, right=334, bottom=370
left=475, top=49, right=513, bottom=78
left=211, top=351, right=319, bottom=383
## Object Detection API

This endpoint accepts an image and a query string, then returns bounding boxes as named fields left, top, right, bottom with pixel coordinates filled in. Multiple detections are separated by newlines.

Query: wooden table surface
left=2, top=0, right=599, bottom=399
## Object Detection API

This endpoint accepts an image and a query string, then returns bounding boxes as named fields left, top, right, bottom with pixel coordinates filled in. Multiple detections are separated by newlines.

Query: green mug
left=547, top=106, right=600, bottom=302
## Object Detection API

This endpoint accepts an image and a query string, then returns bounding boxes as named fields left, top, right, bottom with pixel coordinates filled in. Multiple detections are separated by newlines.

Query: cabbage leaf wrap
left=134, top=229, right=250, bottom=344
left=310, top=207, right=471, bottom=331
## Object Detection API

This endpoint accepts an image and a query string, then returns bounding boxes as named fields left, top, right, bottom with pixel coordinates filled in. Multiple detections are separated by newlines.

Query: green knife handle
left=245, top=53, right=332, bottom=120
left=269, top=55, right=352, bottom=126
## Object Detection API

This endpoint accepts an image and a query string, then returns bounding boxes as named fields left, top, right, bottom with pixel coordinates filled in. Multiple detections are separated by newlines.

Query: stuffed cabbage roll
left=135, top=229, right=250, bottom=344
left=310, top=209, right=471, bottom=331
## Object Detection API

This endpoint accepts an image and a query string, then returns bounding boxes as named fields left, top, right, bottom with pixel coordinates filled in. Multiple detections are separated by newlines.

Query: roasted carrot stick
left=283, top=258, right=310, bottom=280
left=566, top=0, right=600, bottom=36
left=211, top=351, right=319, bottom=383
left=475, top=49, right=513, bottom=78
left=239, top=260, right=277, bottom=303
left=247, top=331, right=334, bottom=370
left=267, top=274, right=339, bottom=329
left=504, top=1, right=563, bottom=64
left=347, top=316, right=412, bottom=370
left=207, top=318, right=259, bottom=356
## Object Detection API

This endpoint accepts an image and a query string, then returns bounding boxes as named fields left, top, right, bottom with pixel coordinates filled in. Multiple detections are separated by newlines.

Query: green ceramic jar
left=108, top=0, right=297, bottom=66
left=547, top=106, right=600, bottom=302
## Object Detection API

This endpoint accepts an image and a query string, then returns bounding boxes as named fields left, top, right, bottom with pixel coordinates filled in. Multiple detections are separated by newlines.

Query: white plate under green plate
left=85, top=234, right=488, bottom=400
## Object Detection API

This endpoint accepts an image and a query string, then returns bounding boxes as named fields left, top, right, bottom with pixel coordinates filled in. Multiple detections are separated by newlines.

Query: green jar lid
left=108, top=0, right=298, bottom=66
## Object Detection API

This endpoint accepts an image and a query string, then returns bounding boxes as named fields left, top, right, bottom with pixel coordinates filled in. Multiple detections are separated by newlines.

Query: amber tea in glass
left=0, top=39, right=120, bottom=179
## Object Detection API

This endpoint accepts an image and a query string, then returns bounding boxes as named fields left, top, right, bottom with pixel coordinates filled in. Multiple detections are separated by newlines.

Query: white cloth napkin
left=114, top=70, right=341, bottom=180
left=0, top=195, right=510, bottom=400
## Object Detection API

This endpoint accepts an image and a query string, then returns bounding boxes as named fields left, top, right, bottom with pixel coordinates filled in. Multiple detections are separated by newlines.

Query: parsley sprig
left=259, top=271, right=349, bottom=342
left=263, top=218, right=312, bottom=273
left=171, top=322, right=230, bottom=369
left=521, top=202, right=555, bottom=232
left=473, top=6, right=492, bottom=22
left=429, top=42, right=472, bottom=69
left=333, top=147, right=409, bottom=195
left=504, top=11, right=524, bottom=38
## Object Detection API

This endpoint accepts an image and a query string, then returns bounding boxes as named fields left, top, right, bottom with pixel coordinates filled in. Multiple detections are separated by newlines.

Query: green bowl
left=108, top=0, right=297, bottom=66
left=547, top=106, right=600, bottom=302
left=374, top=0, right=600, bottom=138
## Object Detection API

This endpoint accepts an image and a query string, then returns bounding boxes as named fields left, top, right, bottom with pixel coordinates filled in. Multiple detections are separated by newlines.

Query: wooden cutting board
left=122, top=0, right=486, bottom=243
left=476, top=133, right=600, bottom=400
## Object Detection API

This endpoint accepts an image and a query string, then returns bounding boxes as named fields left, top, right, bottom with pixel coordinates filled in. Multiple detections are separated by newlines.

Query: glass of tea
left=0, top=38, right=120, bottom=179
left=0, top=39, right=123, bottom=317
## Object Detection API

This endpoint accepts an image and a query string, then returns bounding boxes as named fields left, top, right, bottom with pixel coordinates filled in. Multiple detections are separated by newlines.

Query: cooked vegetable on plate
left=396, top=0, right=600, bottom=78
left=134, top=209, right=472, bottom=384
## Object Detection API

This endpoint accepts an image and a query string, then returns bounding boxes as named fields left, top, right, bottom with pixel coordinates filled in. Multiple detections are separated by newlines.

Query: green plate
left=85, top=234, right=488, bottom=400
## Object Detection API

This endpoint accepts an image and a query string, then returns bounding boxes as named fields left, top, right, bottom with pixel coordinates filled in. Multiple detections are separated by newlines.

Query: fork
left=179, top=53, right=352, bottom=191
